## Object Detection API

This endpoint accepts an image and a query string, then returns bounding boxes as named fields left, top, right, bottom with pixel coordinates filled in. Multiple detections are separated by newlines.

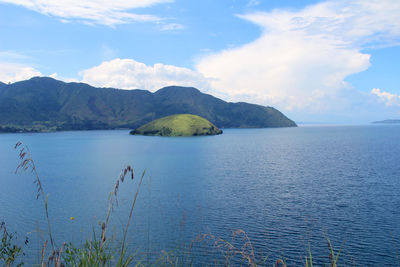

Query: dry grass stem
left=15, top=142, right=56, bottom=255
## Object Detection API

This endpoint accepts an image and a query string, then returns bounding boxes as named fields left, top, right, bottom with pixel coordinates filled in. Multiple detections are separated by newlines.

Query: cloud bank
left=195, top=0, right=400, bottom=115
left=80, top=58, right=211, bottom=92
left=0, top=0, right=173, bottom=26
left=0, top=57, right=211, bottom=93
left=371, top=88, right=400, bottom=107
left=0, top=62, right=42, bottom=84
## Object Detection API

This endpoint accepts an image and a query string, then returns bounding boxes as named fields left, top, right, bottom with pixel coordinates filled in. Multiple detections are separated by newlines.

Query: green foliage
left=304, top=244, right=312, bottom=267
left=327, top=238, right=341, bottom=267
left=63, top=239, right=114, bottom=266
left=62, top=238, right=136, bottom=267
left=0, top=77, right=296, bottom=132
left=0, top=222, right=25, bottom=267
left=156, top=249, right=194, bottom=267
left=130, top=114, right=223, bottom=136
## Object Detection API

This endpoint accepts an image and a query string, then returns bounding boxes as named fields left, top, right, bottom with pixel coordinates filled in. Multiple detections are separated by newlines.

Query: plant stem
left=119, top=170, right=146, bottom=263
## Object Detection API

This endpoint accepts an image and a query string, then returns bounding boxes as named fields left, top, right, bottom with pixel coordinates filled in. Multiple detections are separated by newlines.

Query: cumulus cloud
left=371, top=88, right=400, bottom=107
left=80, top=58, right=212, bottom=92
left=195, top=0, right=400, bottom=113
left=0, top=0, right=173, bottom=26
left=0, top=62, right=42, bottom=84
left=49, top=73, right=78, bottom=83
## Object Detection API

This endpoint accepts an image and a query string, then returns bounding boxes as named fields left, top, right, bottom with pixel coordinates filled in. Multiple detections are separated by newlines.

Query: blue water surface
left=1, top=125, right=400, bottom=266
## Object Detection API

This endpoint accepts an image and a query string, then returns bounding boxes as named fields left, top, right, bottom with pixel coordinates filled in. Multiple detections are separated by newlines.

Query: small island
left=130, top=114, right=223, bottom=136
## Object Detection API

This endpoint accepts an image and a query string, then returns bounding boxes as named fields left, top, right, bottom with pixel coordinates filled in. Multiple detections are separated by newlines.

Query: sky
left=0, top=0, right=399, bottom=124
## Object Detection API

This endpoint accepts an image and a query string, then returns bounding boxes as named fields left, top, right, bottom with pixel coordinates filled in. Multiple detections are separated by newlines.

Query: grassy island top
left=130, top=114, right=223, bottom=136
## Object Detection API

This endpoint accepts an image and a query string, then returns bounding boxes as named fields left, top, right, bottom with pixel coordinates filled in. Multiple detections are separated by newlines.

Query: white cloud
left=0, top=51, right=30, bottom=61
left=80, top=58, right=212, bottom=92
left=49, top=73, right=78, bottom=83
left=0, top=62, right=42, bottom=84
left=0, top=0, right=173, bottom=26
left=247, top=0, right=260, bottom=7
left=159, top=23, right=184, bottom=31
left=371, top=88, right=400, bottom=107
left=195, top=0, right=400, bottom=113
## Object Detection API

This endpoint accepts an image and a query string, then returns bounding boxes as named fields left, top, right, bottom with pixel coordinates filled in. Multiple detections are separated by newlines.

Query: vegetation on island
left=0, top=77, right=296, bottom=133
left=130, top=114, right=223, bottom=136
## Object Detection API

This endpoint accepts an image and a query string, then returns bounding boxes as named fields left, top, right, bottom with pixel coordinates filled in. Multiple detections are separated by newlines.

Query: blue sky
left=0, top=0, right=399, bottom=123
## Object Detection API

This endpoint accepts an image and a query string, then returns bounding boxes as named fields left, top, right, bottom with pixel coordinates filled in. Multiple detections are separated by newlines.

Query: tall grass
left=14, top=141, right=63, bottom=265
left=13, top=142, right=146, bottom=266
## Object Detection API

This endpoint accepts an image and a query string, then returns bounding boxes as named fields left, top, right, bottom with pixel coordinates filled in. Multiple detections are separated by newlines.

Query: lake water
left=1, top=125, right=400, bottom=266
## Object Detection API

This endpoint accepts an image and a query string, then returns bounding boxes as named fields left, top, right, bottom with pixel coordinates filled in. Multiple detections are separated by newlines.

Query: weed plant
left=0, top=222, right=27, bottom=267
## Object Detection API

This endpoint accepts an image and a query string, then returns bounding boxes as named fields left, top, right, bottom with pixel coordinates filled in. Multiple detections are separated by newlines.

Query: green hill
left=0, top=77, right=296, bottom=132
left=130, top=114, right=223, bottom=136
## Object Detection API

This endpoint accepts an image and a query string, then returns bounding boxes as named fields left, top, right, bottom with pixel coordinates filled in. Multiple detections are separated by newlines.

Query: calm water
left=1, top=125, right=400, bottom=266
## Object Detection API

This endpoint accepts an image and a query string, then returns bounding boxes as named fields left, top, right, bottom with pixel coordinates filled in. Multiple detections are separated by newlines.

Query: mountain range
left=0, top=77, right=296, bottom=132
left=372, top=119, right=400, bottom=124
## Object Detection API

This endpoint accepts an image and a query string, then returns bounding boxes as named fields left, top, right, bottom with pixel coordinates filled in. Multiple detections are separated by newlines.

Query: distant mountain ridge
left=0, top=77, right=296, bottom=132
left=373, top=119, right=400, bottom=124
